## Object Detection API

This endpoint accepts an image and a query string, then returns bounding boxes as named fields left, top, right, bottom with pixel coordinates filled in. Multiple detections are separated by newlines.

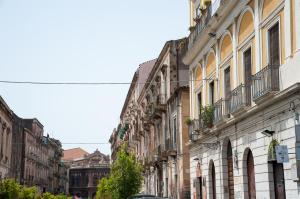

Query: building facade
left=0, top=96, right=13, bottom=180
left=10, top=113, right=25, bottom=182
left=185, top=0, right=300, bottom=199
left=64, top=149, right=110, bottom=199
left=21, top=119, right=66, bottom=193
left=111, top=39, right=191, bottom=199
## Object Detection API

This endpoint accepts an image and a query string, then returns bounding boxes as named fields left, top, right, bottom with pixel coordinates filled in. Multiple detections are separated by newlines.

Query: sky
left=0, top=0, right=188, bottom=155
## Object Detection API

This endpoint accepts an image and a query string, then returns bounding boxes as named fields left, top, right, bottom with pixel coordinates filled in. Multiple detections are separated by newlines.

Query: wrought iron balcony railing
left=214, top=98, right=230, bottom=124
left=165, top=138, right=177, bottom=156
left=188, top=5, right=212, bottom=49
left=188, top=119, right=205, bottom=141
left=252, top=64, right=280, bottom=102
left=229, top=84, right=251, bottom=114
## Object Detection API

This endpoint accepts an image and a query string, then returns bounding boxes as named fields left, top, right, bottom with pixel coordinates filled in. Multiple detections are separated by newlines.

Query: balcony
left=229, top=84, right=251, bottom=115
left=146, top=102, right=166, bottom=120
left=252, top=64, right=280, bottom=103
left=188, top=119, right=205, bottom=141
left=214, top=98, right=230, bottom=125
left=188, top=5, right=212, bottom=49
left=165, top=138, right=177, bottom=157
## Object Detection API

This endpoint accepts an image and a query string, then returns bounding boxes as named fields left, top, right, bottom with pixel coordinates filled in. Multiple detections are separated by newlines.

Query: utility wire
left=11, top=142, right=110, bottom=145
left=0, top=79, right=212, bottom=86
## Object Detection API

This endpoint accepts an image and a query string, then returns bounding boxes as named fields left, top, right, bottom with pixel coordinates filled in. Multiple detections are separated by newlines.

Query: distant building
left=0, top=96, right=13, bottom=180
left=63, top=148, right=110, bottom=199
left=10, top=113, right=24, bottom=182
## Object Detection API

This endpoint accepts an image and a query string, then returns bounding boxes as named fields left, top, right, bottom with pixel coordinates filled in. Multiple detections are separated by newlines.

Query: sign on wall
left=275, top=145, right=289, bottom=163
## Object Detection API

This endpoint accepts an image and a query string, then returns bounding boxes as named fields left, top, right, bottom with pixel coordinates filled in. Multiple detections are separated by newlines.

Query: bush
left=201, top=105, right=214, bottom=127
left=19, top=186, right=39, bottom=199
left=0, top=179, right=70, bottom=199
left=0, top=179, right=21, bottom=199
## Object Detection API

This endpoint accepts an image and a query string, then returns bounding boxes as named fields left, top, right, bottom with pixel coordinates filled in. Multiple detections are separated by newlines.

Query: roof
left=136, top=59, right=157, bottom=97
left=120, top=59, right=156, bottom=119
left=62, top=147, right=89, bottom=161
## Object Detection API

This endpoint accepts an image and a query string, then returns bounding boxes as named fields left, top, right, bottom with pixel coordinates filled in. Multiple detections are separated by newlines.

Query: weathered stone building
left=0, top=96, right=13, bottom=180
left=63, top=148, right=110, bottom=199
left=10, top=113, right=25, bottom=182
left=111, top=38, right=191, bottom=199
left=185, top=0, right=300, bottom=198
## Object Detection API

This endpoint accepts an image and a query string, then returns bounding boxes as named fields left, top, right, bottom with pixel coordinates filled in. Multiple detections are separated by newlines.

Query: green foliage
left=0, top=179, right=21, bottom=199
left=268, top=139, right=280, bottom=161
left=200, top=105, right=214, bottom=127
left=185, top=118, right=192, bottom=126
left=0, top=179, right=69, bottom=199
left=97, top=144, right=143, bottom=199
left=96, top=177, right=112, bottom=199
left=19, top=186, right=39, bottom=199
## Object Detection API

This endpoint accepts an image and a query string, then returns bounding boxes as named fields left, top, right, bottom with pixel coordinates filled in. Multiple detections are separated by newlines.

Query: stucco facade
left=185, top=0, right=300, bottom=199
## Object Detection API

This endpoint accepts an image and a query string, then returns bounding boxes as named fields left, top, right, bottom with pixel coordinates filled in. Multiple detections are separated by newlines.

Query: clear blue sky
left=0, top=0, right=188, bottom=155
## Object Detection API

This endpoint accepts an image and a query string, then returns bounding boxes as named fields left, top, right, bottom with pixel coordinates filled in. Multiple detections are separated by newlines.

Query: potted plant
left=201, top=105, right=214, bottom=128
left=268, top=139, right=280, bottom=162
left=185, top=118, right=193, bottom=126
left=189, top=26, right=196, bottom=32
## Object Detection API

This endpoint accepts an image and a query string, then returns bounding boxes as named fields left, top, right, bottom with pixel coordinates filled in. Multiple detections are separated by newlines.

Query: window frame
left=265, top=17, right=281, bottom=66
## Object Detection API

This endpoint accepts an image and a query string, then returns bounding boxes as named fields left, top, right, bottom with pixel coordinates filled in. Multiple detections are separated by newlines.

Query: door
left=247, top=151, right=256, bottom=199
left=244, top=48, right=252, bottom=105
left=227, top=142, right=235, bottom=199
left=196, top=177, right=203, bottom=199
left=198, top=92, right=202, bottom=119
left=268, top=22, right=280, bottom=66
left=273, top=163, right=286, bottom=199
left=211, top=162, right=216, bottom=199
left=224, top=67, right=231, bottom=113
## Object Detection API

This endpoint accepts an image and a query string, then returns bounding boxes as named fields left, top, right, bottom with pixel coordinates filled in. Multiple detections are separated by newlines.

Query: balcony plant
left=201, top=105, right=214, bottom=128
left=189, top=26, right=195, bottom=31
left=185, top=118, right=192, bottom=126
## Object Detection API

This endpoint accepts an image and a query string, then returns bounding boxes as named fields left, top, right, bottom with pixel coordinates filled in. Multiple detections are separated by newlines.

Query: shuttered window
left=268, top=23, right=280, bottom=65
left=224, top=67, right=231, bottom=99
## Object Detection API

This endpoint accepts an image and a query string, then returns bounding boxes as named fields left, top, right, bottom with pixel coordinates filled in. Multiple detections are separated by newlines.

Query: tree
left=96, top=177, right=112, bottom=199
left=97, top=144, right=143, bottom=199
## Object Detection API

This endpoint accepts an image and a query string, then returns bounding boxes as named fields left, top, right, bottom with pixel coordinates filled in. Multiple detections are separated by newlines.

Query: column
left=232, top=18, right=238, bottom=87
left=254, top=0, right=261, bottom=72
left=295, top=0, right=300, bottom=51
left=215, top=39, right=220, bottom=100
left=189, top=70, right=194, bottom=119
left=284, top=0, right=292, bottom=59
left=202, top=59, right=206, bottom=105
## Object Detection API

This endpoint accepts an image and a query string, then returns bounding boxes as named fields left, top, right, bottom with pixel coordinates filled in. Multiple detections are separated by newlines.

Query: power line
left=12, top=142, right=110, bottom=145
left=0, top=79, right=211, bottom=86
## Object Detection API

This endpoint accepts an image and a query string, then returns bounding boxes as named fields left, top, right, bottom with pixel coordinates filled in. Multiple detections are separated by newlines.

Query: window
left=244, top=48, right=252, bottom=104
left=173, top=117, right=177, bottom=146
left=197, top=92, right=202, bottom=118
left=224, top=67, right=231, bottom=99
left=209, top=81, right=214, bottom=105
left=268, top=22, right=280, bottom=65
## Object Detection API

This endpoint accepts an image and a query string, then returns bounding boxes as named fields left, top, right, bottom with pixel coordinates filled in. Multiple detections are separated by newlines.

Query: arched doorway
left=246, top=150, right=256, bottom=199
left=227, top=141, right=234, bottom=199
left=209, top=160, right=216, bottom=199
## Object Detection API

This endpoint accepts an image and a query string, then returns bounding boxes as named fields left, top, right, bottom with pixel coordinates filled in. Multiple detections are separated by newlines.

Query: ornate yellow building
left=184, top=0, right=300, bottom=199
